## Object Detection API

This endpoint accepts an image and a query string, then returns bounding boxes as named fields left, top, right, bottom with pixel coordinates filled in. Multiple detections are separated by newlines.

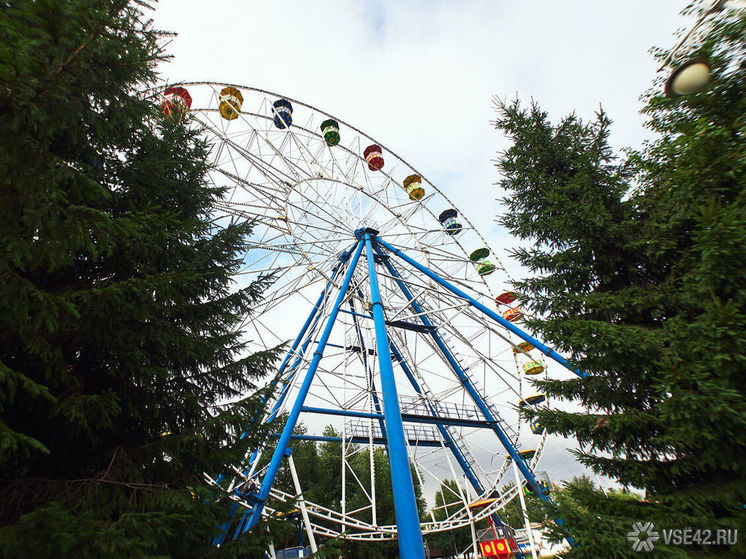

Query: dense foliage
left=427, top=478, right=486, bottom=557
left=0, top=1, right=280, bottom=557
left=494, top=7, right=745, bottom=557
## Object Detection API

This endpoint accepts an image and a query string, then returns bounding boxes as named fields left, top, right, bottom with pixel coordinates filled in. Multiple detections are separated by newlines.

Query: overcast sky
left=152, top=1, right=692, bottom=488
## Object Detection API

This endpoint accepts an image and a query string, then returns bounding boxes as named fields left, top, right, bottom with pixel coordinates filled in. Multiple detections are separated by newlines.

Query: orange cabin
left=502, top=308, right=523, bottom=322
left=495, top=291, right=517, bottom=305
left=512, top=341, right=535, bottom=354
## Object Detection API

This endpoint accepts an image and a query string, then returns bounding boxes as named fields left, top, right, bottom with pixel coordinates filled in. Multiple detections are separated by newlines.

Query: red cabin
left=495, top=291, right=517, bottom=306
left=363, top=144, right=384, bottom=171
left=161, top=86, right=192, bottom=118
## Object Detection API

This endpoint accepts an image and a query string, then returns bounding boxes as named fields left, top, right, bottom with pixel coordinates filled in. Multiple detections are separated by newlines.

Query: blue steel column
left=388, top=340, right=485, bottom=495
left=375, top=237, right=584, bottom=378
left=243, top=239, right=365, bottom=532
left=210, top=265, right=346, bottom=546
left=252, top=267, right=340, bottom=428
left=364, top=232, right=426, bottom=559
left=372, top=239, right=549, bottom=502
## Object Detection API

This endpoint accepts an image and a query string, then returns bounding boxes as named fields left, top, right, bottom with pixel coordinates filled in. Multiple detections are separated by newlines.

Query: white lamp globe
left=665, top=58, right=712, bottom=97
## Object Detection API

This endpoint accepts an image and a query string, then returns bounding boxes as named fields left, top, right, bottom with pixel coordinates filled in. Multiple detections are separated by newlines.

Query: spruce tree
left=0, top=1, right=280, bottom=557
left=493, top=7, right=745, bottom=557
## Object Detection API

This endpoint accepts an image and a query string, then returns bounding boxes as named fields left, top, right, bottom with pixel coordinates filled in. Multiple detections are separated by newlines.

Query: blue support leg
left=251, top=270, right=338, bottom=426
left=388, top=340, right=485, bottom=495
left=242, top=239, right=366, bottom=532
left=212, top=277, right=338, bottom=545
left=264, top=256, right=350, bottom=425
left=374, top=237, right=585, bottom=378
left=371, top=239, right=550, bottom=502
left=363, top=232, right=426, bottom=559
left=211, top=262, right=348, bottom=545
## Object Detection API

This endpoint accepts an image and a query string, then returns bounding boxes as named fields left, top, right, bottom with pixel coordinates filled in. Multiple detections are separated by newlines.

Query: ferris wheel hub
left=354, top=226, right=380, bottom=239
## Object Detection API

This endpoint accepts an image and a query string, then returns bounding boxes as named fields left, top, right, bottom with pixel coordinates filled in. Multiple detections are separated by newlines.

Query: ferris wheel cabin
left=364, top=144, right=385, bottom=171
left=273, top=98, right=293, bottom=128
left=320, top=118, right=340, bottom=146
left=219, top=86, right=243, bottom=120
left=469, top=247, right=497, bottom=276
left=403, top=174, right=425, bottom=200
left=161, top=86, right=192, bottom=119
left=438, top=208, right=462, bottom=235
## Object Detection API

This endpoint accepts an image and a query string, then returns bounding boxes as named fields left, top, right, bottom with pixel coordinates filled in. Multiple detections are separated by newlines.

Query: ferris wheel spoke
left=212, top=167, right=287, bottom=213
left=248, top=236, right=352, bottom=255
left=248, top=119, right=312, bottom=183
left=288, top=184, right=351, bottom=229
left=238, top=259, right=302, bottom=276
left=258, top=274, right=322, bottom=314
left=286, top=130, right=329, bottom=178
left=293, top=181, right=357, bottom=233
left=197, top=115, right=300, bottom=188
left=380, top=203, right=422, bottom=234
left=325, top=141, right=357, bottom=183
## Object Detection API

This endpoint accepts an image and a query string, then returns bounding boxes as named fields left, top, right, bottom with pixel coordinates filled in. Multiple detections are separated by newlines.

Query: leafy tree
left=427, top=479, right=477, bottom=556
left=494, top=7, right=745, bottom=558
left=499, top=482, right=544, bottom=531
left=0, top=1, right=280, bottom=557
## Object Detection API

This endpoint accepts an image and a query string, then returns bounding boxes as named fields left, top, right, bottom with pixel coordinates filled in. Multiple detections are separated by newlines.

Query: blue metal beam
left=264, top=271, right=339, bottom=425
left=211, top=269, right=344, bottom=546
left=243, top=239, right=366, bottom=532
left=300, top=405, right=499, bottom=430
left=375, top=236, right=584, bottom=378
left=388, top=341, right=486, bottom=494
left=302, top=406, right=382, bottom=420
left=364, top=231, right=426, bottom=559
left=371, top=239, right=549, bottom=502
left=339, top=308, right=374, bottom=321
left=263, top=240, right=356, bottom=429
left=282, top=433, right=447, bottom=448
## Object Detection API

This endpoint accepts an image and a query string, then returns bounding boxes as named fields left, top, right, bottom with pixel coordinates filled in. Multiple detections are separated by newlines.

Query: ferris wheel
left=158, top=83, right=581, bottom=558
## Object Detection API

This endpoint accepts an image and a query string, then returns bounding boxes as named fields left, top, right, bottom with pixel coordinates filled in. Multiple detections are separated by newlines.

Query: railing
left=399, top=394, right=482, bottom=421
left=345, top=421, right=441, bottom=443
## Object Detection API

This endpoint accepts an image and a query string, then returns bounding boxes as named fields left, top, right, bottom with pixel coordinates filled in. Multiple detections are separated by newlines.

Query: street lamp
left=664, top=57, right=712, bottom=97
left=659, top=0, right=731, bottom=98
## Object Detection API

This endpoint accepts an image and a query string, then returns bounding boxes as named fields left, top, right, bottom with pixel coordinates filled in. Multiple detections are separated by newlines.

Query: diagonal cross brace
left=242, top=239, right=366, bottom=533
left=371, top=238, right=551, bottom=502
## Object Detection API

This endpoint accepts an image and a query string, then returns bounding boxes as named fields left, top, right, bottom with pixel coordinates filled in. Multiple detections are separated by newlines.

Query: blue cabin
left=273, top=99, right=293, bottom=129
left=438, top=209, right=462, bottom=236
